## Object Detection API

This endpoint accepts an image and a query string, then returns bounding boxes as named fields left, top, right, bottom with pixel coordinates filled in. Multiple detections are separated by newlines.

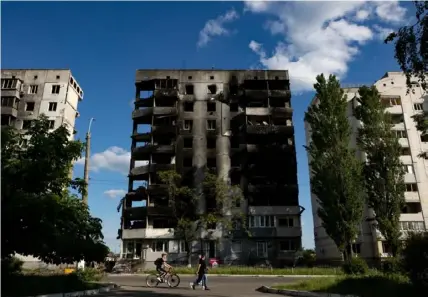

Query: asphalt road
left=101, top=274, right=301, bottom=297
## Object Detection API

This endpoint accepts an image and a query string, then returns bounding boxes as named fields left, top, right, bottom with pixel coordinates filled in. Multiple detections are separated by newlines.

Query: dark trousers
left=194, top=273, right=206, bottom=287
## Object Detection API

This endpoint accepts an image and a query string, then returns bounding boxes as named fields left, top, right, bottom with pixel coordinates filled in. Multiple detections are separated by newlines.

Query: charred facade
left=119, top=70, right=302, bottom=266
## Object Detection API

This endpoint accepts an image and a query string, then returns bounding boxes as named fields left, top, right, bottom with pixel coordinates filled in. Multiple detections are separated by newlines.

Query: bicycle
left=146, top=267, right=181, bottom=288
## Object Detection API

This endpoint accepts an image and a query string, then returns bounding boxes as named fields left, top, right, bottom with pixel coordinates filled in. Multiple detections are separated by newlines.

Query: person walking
left=190, top=254, right=209, bottom=290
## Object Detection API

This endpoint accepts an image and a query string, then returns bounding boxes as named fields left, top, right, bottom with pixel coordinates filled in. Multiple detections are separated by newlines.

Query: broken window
left=48, top=102, right=57, bottom=111
left=22, top=120, right=33, bottom=130
left=394, top=130, right=407, bottom=138
left=405, top=183, right=418, bottom=192
left=183, top=120, right=193, bottom=130
left=270, top=98, right=287, bottom=108
left=207, top=158, right=216, bottom=168
left=210, top=75, right=214, bottom=80
left=184, top=102, right=194, bottom=112
left=28, top=85, right=38, bottom=94
left=230, top=138, right=239, bottom=148
left=183, top=158, right=192, bottom=167
left=48, top=120, right=55, bottom=129
left=185, top=84, right=194, bottom=95
left=25, top=102, right=35, bottom=111
left=51, top=85, right=60, bottom=94
left=152, top=155, right=173, bottom=164
left=1, top=79, right=18, bottom=89
left=402, top=202, right=422, bottom=214
left=247, top=115, right=270, bottom=126
left=188, top=76, right=192, bottom=80
left=153, top=116, right=175, bottom=126
left=155, top=97, right=175, bottom=107
left=391, top=114, right=404, bottom=124
left=153, top=136, right=172, bottom=145
left=153, top=219, right=175, bottom=229
left=401, top=147, right=411, bottom=156
left=183, top=138, right=193, bottom=148
left=230, top=103, right=238, bottom=112
left=207, top=120, right=216, bottom=130
left=207, top=102, right=216, bottom=112
left=207, top=138, right=216, bottom=149
left=277, top=217, right=294, bottom=227
left=1, top=97, right=19, bottom=108
left=207, top=84, right=217, bottom=94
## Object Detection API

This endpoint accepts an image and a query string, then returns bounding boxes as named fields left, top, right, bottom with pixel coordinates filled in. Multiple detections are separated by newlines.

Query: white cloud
left=197, top=8, right=239, bottom=48
left=104, top=189, right=127, bottom=199
left=372, top=25, right=394, bottom=41
left=244, top=1, right=407, bottom=92
left=374, top=1, right=407, bottom=24
left=76, top=146, right=131, bottom=175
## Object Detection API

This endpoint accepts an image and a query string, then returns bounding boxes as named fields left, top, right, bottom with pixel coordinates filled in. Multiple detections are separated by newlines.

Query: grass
left=2, top=273, right=104, bottom=297
left=272, top=274, right=425, bottom=297
left=142, top=266, right=345, bottom=275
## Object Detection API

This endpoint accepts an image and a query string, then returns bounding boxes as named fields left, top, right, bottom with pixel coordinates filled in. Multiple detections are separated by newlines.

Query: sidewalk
left=110, top=273, right=336, bottom=278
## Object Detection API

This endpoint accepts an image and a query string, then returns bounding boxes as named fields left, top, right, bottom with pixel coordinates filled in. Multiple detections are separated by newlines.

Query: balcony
left=126, top=187, right=148, bottom=201
left=276, top=227, right=302, bottom=237
left=245, top=107, right=292, bottom=116
left=246, top=125, right=294, bottom=135
left=1, top=106, right=18, bottom=117
left=123, top=206, right=147, bottom=219
left=248, top=205, right=302, bottom=216
left=247, top=184, right=298, bottom=194
left=154, top=89, right=179, bottom=98
left=122, top=228, right=175, bottom=239
left=147, top=206, right=174, bottom=217
left=133, top=107, right=177, bottom=123
left=130, top=163, right=174, bottom=179
left=1, top=79, right=23, bottom=98
left=404, top=191, right=420, bottom=202
left=132, top=132, right=151, bottom=142
left=135, top=97, right=154, bottom=108
left=250, top=227, right=276, bottom=237
left=147, top=184, right=168, bottom=196
left=152, top=125, right=177, bottom=135
left=398, top=138, right=409, bottom=148
left=241, top=144, right=294, bottom=154
left=244, top=89, right=291, bottom=100
left=132, top=144, right=175, bottom=159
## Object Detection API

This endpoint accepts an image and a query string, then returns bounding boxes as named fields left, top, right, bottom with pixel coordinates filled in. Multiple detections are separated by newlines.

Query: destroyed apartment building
left=117, top=69, right=303, bottom=266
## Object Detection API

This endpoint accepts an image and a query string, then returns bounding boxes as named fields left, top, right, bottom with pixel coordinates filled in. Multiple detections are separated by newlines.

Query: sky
left=1, top=1, right=414, bottom=252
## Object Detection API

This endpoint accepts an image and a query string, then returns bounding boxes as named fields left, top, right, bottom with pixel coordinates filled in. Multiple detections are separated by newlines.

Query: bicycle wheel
left=166, top=273, right=180, bottom=288
left=146, top=274, right=160, bottom=287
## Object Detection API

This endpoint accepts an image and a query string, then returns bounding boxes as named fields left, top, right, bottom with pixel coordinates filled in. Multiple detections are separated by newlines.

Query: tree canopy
left=1, top=116, right=109, bottom=264
left=355, top=86, right=406, bottom=256
left=305, top=74, right=365, bottom=261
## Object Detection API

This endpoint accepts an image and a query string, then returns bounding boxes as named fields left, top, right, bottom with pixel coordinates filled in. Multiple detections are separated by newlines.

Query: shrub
left=2, top=256, right=24, bottom=275
left=75, top=267, right=103, bottom=282
left=402, top=232, right=428, bottom=289
left=381, top=257, right=404, bottom=274
left=342, top=257, right=369, bottom=275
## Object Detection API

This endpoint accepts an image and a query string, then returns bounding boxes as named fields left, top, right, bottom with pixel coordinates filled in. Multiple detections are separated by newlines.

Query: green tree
left=158, top=169, right=245, bottom=266
left=305, top=74, right=365, bottom=261
left=355, top=86, right=406, bottom=256
left=386, top=1, right=428, bottom=159
left=1, top=116, right=108, bottom=265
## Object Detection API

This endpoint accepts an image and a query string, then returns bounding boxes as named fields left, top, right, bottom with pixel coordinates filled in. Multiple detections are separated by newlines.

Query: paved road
left=101, top=274, right=300, bottom=297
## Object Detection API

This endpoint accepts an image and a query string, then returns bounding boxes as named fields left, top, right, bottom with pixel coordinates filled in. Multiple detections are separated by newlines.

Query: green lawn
left=143, top=266, right=344, bottom=275
left=2, top=274, right=103, bottom=297
left=272, top=274, right=425, bottom=297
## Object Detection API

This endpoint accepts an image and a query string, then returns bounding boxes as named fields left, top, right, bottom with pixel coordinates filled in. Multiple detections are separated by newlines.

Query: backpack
left=154, top=258, right=163, bottom=266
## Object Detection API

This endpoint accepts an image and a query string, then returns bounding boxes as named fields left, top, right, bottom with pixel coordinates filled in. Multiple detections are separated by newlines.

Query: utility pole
left=83, top=118, right=95, bottom=205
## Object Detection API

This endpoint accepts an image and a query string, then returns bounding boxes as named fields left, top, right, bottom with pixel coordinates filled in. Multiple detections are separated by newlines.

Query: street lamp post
left=83, top=117, right=95, bottom=205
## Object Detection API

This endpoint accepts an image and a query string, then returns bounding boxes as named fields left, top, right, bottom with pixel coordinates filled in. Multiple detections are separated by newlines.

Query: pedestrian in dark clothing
left=190, top=254, right=209, bottom=290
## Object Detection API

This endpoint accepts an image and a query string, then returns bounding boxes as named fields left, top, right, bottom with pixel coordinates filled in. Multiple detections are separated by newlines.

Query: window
left=422, top=134, right=428, bottom=143
left=184, top=102, right=194, bottom=112
left=183, top=158, right=192, bottom=167
left=207, top=158, right=216, bottom=168
left=22, top=120, right=33, bottom=130
left=395, top=130, right=407, bottom=138
left=183, top=138, right=193, bottom=148
left=28, top=85, right=38, bottom=94
left=254, top=76, right=258, bottom=80
left=405, top=183, right=418, bottom=192
left=275, top=76, right=279, bottom=80
left=277, top=217, right=294, bottom=227
left=48, top=120, right=55, bottom=129
left=188, top=76, right=192, bottom=80
left=25, top=102, right=35, bottom=111
left=382, top=242, right=392, bottom=254
left=209, top=75, right=214, bottom=80
left=185, top=85, right=194, bottom=95
left=207, top=120, right=216, bottom=131
left=207, top=102, right=216, bottom=112
left=231, top=241, right=242, bottom=253
left=48, top=102, right=58, bottom=111
left=256, top=241, right=267, bottom=257
left=166, top=76, right=170, bottom=79
left=207, top=84, right=217, bottom=94
left=70, top=77, right=74, bottom=84
left=230, top=103, right=238, bottom=112
left=179, top=240, right=187, bottom=253
left=249, top=215, right=275, bottom=228
left=414, top=103, right=423, bottom=111
left=382, top=97, right=401, bottom=106
left=1, top=79, right=17, bottom=89
left=403, top=165, right=414, bottom=174
left=1, top=97, right=18, bottom=108
left=401, top=147, right=411, bottom=156
left=400, top=221, right=426, bottom=231
left=391, top=114, right=404, bottom=124
left=51, top=85, right=60, bottom=94
left=207, top=138, right=216, bottom=149
left=56, top=75, right=60, bottom=79
left=152, top=240, right=168, bottom=252
left=34, top=75, right=38, bottom=80
left=183, top=120, right=193, bottom=130
left=279, top=240, right=296, bottom=251
left=352, top=243, right=361, bottom=254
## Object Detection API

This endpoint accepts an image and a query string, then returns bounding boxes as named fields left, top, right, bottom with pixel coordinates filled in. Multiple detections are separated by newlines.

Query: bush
left=342, top=257, right=369, bottom=275
left=2, top=256, right=24, bottom=275
left=75, top=267, right=103, bottom=282
left=381, top=257, right=404, bottom=274
left=402, top=232, right=428, bottom=289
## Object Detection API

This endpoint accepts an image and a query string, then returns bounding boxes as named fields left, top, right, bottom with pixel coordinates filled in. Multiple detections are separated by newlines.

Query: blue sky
left=2, top=1, right=413, bottom=252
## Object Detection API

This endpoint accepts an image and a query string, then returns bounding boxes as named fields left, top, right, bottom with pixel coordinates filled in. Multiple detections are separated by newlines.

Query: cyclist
left=154, top=253, right=171, bottom=282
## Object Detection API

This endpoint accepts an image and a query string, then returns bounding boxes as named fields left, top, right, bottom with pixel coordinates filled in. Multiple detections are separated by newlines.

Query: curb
left=8, top=283, right=120, bottom=297
left=256, top=285, right=359, bottom=297
left=109, top=273, right=337, bottom=278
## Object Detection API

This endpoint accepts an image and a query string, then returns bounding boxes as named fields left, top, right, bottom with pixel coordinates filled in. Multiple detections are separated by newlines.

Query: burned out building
left=118, top=69, right=302, bottom=266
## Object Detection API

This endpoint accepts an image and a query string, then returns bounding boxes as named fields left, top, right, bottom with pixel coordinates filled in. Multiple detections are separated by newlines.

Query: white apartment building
left=305, top=72, right=428, bottom=261
left=1, top=69, right=84, bottom=268
left=1, top=69, right=83, bottom=140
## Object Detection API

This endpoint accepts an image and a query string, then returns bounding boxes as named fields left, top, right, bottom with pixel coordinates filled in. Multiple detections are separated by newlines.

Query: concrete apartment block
left=305, top=72, right=428, bottom=262
left=118, top=69, right=303, bottom=267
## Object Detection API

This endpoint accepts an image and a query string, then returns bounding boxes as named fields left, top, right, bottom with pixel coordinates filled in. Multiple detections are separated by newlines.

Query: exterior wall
left=305, top=72, right=428, bottom=261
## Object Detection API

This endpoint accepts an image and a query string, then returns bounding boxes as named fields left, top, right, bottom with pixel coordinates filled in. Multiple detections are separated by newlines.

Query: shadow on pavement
left=104, top=288, right=218, bottom=297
